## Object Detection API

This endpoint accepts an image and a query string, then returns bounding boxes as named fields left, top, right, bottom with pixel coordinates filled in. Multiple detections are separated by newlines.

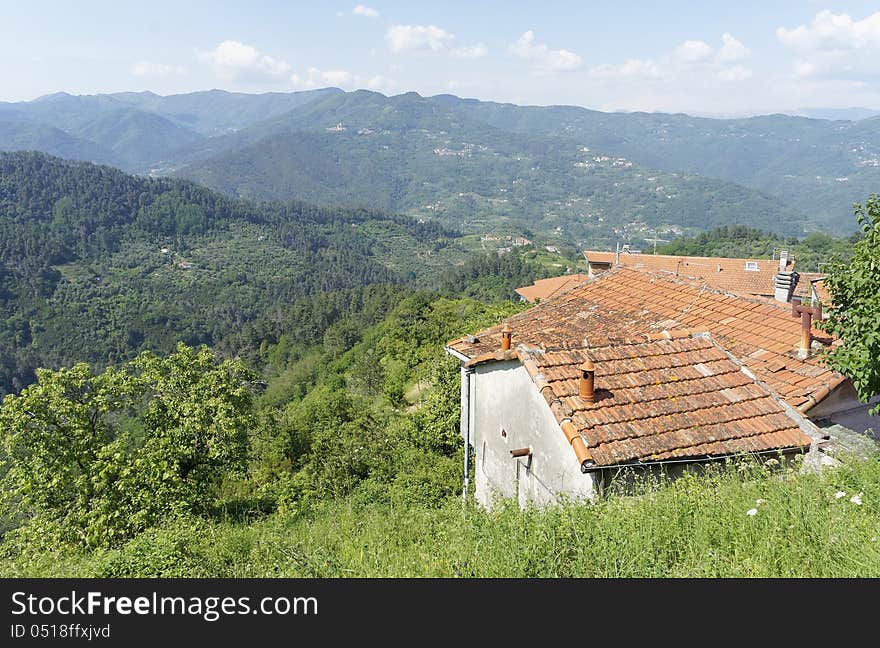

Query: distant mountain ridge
left=0, top=88, right=340, bottom=171
left=174, top=94, right=804, bottom=246
left=1, top=88, right=877, bottom=237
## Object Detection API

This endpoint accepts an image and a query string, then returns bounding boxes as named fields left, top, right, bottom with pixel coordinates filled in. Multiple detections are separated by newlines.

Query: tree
left=0, top=343, right=256, bottom=547
left=819, top=195, right=880, bottom=414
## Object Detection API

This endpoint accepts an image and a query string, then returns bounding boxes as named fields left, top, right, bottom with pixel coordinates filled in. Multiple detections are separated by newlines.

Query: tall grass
left=3, top=455, right=879, bottom=577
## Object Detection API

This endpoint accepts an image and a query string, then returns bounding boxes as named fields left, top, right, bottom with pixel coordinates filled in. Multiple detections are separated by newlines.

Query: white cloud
left=352, top=5, right=379, bottom=18
left=777, top=12, right=880, bottom=84
left=718, top=33, right=750, bottom=62
left=322, top=69, right=354, bottom=86
left=673, top=39, right=713, bottom=63
left=777, top=10, right=880, bottom=52
left=717, top=65, right=752, bottom=81
left=130, top=61, right=186, bottom=78
left=588, top=33, right=745, bottom=83
left=451, top=43, right=488, bottom=60
left=510, top=30, right=582, bottom=73
left=386, top=24, right=454, bottom=53
left=291, top=67, right=349, bottom=89
left=446, top=80, right=474, bottom=91
left=589, top=58, right=660, bottom=79
left=198, top=40, right=291, bottom=82
left=290, top=68, right=396, bottom=94
left=365, top=75, right=397, bottom=93
left=794, top=61, right=815, bottom=78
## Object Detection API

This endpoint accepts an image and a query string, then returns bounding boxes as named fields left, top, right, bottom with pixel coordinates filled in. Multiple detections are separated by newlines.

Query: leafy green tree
left=820, top=195, right=880, bottom=413
left=0, top=344, right=256, bottom=547
left=405, top=355, right=462, bottom=455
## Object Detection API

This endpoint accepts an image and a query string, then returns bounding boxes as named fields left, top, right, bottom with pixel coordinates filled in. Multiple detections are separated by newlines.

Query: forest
left=1, top=151, right=878, bottom=578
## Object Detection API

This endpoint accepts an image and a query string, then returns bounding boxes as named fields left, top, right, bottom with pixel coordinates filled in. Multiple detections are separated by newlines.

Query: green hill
left=0, top=151, right=462, bottom=396
left=3, top=88, right=877, bottom=235
left=175, top=92, right=804, bottom=246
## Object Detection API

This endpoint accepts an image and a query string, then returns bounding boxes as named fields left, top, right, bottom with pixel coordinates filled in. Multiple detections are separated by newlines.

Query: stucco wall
left=807, top=381, right=880, bottom=439
left=471, top=360, right=595, bottom=509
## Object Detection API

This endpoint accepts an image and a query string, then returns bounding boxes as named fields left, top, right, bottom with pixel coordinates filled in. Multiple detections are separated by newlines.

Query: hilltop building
left=446, top=267, right=876, bottom=509
left=583, top=248, right=829, bottom=305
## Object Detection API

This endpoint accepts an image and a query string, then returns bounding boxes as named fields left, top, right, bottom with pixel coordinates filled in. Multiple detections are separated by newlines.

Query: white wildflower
left=834, top=491, right=847, bottom=499
left=756, top=498, right=767, bottom=506
left=746, top=508, right=758, bottom=516
left=850, top=492, right=863, bottom=505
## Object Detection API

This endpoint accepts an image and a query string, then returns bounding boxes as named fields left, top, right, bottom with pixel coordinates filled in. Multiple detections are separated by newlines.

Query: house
left=445, top=267, right=877, bottom=509
left=583, top=249, right=809, bottom=302
left=514, top=274, right=590, bottom=303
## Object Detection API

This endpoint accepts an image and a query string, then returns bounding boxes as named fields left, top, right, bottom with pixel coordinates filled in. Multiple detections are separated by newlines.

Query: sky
left=2, top=1, right=880, bottom=115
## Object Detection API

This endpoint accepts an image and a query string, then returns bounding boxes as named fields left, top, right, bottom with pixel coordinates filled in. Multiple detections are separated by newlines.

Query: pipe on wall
left=462, top=366, right=474, bottom=502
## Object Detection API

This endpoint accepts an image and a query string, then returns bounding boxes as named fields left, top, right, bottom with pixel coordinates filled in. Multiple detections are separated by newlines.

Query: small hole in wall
left=500, top=428, right=508, bottom=443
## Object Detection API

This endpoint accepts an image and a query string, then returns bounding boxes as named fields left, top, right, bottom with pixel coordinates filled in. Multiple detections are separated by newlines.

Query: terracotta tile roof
left=514, top=274, right=590, bottom=303
left=794, top=273, right=832, bottom=304
left=584, top=250, right=793, bottom=298
left=517, top=337, right=813, bottom=467
left=446, top=268, right=846, bottom=413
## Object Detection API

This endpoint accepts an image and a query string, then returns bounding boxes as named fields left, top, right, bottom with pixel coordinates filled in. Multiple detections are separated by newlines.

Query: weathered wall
left=471, top=360, right=595, bottom=509
left=807, top=381, right=880, bottom=439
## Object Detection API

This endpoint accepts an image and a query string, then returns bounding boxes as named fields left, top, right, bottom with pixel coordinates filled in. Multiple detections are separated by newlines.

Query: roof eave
left=581, top=444, right=812, bottom=473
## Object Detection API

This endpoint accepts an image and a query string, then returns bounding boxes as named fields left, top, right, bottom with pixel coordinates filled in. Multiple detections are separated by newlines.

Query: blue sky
left=2, top=1, right=880, bottom=114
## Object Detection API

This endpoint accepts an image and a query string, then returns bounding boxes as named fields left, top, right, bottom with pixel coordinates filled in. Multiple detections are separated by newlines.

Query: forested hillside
left=3, top=278, right=878, bottom=578
left=438, top=96, right=880, bottom=233
left=655, top=225, right=860, bottom=272
left=6, top=88, right=878, bottom=241
left=0, top=148, right=875, bottom=578
left=0, top=151, right=465, bottom=395
left=177, top=117, right=803, bottom=246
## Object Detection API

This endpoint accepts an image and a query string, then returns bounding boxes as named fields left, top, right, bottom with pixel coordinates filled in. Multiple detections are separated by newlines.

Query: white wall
left=471, top=360, right=595, bottom=509
left=807, top=381, right=880, bottom=439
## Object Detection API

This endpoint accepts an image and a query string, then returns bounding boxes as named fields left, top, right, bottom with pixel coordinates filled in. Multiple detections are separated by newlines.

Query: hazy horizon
left=6, top=85, right=879, bottom=123
left=3, top=2, right=880, bottom=115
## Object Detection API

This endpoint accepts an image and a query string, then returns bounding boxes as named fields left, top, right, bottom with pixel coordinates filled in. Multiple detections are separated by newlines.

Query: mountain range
left=2, top=88, right=878, bottom=241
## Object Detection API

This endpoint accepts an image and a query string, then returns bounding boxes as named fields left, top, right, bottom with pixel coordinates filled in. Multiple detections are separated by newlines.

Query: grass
left=3, top=454, right=879, bottom=578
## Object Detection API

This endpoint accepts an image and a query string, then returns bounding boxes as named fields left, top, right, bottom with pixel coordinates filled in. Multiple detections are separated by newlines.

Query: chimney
left=779, top=250, right=789, bottom=272
left=773, top=270, right=799, bottom=303
left=501, top=324, right=512, bottom=351
left=792, top=297, right=822, bottom=359
left=579, top=357, right=596, bottom=403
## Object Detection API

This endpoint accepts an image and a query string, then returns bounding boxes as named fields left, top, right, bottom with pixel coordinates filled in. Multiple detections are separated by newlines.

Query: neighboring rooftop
left=584, top=250, right=794, bottom=298
left=794, top=272, right=832, bottom=304
left=448, top=267, right=844, bottom=414
left=517, top=336, right=813, bottom=467
left=514, top=274, right=590, bottom=303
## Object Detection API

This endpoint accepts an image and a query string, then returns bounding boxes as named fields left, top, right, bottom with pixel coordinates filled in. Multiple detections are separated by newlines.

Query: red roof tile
left=514, top=274, right=591, bottom=303
left=447, top=268, right=845, bottom=468
left=585, top=250, right=793, bottom=298
left=518, top=337, right=812, bottom=467
left=447, top=268, right=844, bottom=413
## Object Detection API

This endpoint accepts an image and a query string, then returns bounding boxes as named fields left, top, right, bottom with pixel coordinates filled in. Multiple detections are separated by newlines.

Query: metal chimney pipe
left=799, top=310, right=811, bottom=357
left=579, top=357, right=596, bottom=403
left=501, top=324, right=512, bottom=351
left=791, top=297, right=821, bottom=359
